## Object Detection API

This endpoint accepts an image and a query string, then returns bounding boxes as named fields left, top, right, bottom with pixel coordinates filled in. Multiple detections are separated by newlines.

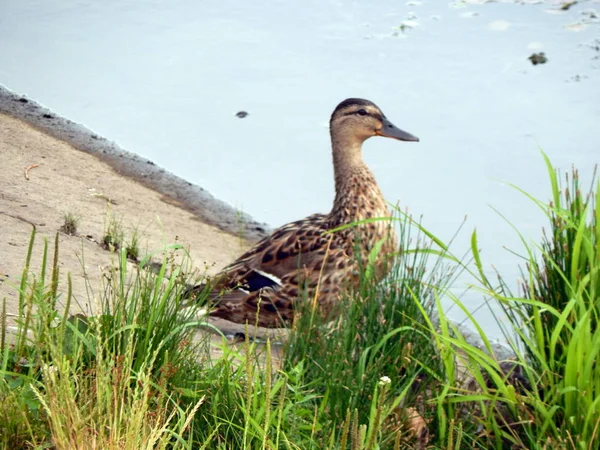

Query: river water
left=1, top=0, right=598, bottom=341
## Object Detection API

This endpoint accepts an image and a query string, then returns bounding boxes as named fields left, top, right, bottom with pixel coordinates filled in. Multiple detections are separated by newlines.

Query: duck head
left=330, top=98, right=419, bottom=144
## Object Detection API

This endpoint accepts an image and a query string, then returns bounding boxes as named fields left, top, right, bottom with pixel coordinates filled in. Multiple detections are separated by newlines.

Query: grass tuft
left=102, top=211, right=125, bottom=252
left=59, top=212, right=80, bottom=236
left=126, top=225, right=141, bottom=261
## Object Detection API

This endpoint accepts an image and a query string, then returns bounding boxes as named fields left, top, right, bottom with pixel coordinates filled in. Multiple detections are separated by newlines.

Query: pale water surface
left=1, top=0, right=599, bottom=341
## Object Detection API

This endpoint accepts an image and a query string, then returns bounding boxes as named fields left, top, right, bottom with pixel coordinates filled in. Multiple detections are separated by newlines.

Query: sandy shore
left=0, top=86, right=272, bottom=339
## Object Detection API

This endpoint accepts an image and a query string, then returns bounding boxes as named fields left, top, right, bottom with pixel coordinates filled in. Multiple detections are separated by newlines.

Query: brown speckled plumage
left=195, top=98, right=419, bottom=327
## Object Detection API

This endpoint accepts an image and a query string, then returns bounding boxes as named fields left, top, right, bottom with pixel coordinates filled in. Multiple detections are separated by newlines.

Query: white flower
left=379, top=376, right=391, bottom=386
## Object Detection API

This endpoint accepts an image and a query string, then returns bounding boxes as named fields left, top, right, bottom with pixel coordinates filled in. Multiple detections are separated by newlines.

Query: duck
left=192, top=98, right=419, bottom=327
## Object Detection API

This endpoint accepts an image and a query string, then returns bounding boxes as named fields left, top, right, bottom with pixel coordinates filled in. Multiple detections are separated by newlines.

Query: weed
left=102, top=212, right=124, bottom=252
left=59, top=212, right=80, bottom=235
left=126, top=225, right=140, bottom=261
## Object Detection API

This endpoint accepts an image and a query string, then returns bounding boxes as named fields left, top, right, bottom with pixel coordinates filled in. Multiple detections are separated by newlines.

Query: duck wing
left=214, top=213, right=337, bottom=290
left=195, top=213, right=350, bottom=326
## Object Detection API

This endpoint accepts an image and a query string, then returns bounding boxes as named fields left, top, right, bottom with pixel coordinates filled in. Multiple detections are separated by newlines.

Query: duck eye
left=357, top=109, right=368, bottom=116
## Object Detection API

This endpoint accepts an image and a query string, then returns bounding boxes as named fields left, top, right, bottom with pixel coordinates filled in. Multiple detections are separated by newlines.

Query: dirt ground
left=0, top=111, right=252, bottom=325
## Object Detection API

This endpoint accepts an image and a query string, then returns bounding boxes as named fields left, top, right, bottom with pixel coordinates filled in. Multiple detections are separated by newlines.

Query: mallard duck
left=194, top=98, right=418, bottom=327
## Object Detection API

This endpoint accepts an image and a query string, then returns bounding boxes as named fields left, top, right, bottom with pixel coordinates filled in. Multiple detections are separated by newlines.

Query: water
left=1, top=0, right=598, bottom=341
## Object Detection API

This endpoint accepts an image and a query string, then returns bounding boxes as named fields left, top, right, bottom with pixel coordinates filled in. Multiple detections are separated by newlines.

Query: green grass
left=102, top=211, right=125, bottom=253
left=59, top=212, right=80, bottom=236
left=126, top=225, right=141, bottom=261
left=430, top=152, right=600, bottom=449
left=1, top=152, right=598, bottom=449
left=102, top=210, right=143, bottom=262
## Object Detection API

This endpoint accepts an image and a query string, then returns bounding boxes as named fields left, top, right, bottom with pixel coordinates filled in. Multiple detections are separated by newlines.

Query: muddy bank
left=0, top=85, right=269, bottom=242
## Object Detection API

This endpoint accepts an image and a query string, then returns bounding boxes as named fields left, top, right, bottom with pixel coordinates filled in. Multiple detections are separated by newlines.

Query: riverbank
left=0, top=86, right=270, bottom=335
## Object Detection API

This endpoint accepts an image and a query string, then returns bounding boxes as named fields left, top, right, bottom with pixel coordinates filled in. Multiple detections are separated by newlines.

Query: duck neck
left=329, top=132, right=383, bottom=223
left=331, top=133, right=365, bottom=190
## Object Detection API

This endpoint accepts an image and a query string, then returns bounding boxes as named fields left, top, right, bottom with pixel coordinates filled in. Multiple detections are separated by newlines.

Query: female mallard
left=196, top=98, right=418, bottom=327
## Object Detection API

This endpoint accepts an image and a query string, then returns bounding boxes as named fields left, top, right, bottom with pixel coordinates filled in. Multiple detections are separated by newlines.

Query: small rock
left=528, top=52, right=548, bottom=65
left=568, top=74, right=588, bottom=82
left=232, top=332, right=247, bottom=342
left=561, top=1, right=578, bottom=11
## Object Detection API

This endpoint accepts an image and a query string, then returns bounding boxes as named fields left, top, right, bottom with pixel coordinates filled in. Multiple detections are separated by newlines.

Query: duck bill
left=376, top=117, right=419, bottom=142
